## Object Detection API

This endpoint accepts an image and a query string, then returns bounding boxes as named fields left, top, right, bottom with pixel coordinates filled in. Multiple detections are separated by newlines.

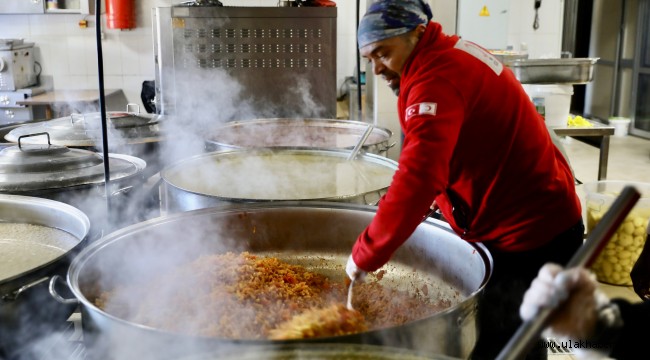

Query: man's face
left=359, top=27, right=423, bottom=96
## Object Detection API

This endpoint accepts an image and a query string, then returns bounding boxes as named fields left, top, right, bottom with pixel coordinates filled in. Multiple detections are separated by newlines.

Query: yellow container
left=585, top=181, right=650, bottom=286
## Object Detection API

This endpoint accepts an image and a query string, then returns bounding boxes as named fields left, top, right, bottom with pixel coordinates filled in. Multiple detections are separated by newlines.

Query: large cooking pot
left=52, top=202, right=491, bottom=360
left=182, top=344, right=460, bottom=360
left=3, top=104, right=166, bottom=175
left=160, top=148, right=398, bottom=214
left=204, top=118, right=395, bottom=156
left=0, top=133, right=148, bottom=230
left=0, top=194, right=90, bottom=358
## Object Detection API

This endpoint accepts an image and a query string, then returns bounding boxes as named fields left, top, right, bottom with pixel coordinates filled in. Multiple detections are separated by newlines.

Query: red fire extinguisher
left=105, top=0, right=136, bottom=30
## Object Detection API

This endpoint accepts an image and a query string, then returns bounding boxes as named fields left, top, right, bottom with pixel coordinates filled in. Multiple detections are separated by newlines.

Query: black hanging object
left=533, top=0, right=541, bottom=30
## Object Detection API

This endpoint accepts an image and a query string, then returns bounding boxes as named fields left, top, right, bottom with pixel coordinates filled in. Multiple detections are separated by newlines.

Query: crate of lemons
left=586, top=181, right=650, bottom=286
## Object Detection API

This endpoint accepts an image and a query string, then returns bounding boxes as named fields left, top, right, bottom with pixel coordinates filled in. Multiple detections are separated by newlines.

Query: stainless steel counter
left=552, top=121, right=615, bottom=180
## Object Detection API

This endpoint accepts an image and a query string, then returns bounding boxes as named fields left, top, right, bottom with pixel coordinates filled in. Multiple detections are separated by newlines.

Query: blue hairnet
left=357, top=0, right=433, bottom=48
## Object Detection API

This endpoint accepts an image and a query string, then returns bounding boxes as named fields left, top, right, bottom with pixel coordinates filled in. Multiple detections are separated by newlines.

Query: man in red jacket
left=346, top=1, right=584, bottom=359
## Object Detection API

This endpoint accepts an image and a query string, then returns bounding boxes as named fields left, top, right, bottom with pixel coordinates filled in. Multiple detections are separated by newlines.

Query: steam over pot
left=204, top=118, right=395, bottom=156
left=55, top=202, right=491, bottom=360
left=0, top=135, right=148, bottom=229
left=160, top=148, right=398, bottom=214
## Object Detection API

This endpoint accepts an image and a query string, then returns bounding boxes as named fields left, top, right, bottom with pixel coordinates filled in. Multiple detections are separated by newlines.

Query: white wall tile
left=100, top=37, right=124, bottom=76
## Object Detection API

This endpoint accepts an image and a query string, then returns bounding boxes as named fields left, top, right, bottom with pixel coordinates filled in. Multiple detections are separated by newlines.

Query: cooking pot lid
left=4, top=106, right=165, bottom=147
left=0, top=143, right=145, bottom=192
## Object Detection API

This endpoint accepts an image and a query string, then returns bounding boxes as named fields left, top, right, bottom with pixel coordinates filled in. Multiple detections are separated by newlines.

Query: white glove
left=345, top=255, right=367, bottom=282
left=519, top=263, right=610, bottom=341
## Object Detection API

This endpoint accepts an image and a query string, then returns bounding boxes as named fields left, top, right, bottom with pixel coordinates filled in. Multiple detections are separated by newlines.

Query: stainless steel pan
left=0, top=194, right=90, bottom=358
left=52, top=202, right=492, bottom=360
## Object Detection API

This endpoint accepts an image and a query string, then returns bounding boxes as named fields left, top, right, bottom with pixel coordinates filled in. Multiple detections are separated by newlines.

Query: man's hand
left=519, top=263, right=609, bottom=340
left=346, top=255, right=368, bottom=282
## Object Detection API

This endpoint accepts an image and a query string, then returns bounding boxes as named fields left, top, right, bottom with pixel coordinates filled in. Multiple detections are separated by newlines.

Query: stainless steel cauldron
left=204, top=118, right=395, bottom=156
left=52, top=202, right=492, bottom=360
left=3, top=105, right=166, bottom=175
left=181, top=344, right=461, bottom=360
left=160, top=148, right=398, bottom=214
left=0, top=194, right=90, bottom=358
left=0, top=135, right=149, bottom=229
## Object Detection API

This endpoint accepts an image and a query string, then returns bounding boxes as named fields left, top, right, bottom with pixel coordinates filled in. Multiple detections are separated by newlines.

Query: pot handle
left=2, top=276, right=50, bottom=301
left=49, top=275, right=79, bottom=305
left=126, top=103, right=141, bottom=115
left=378, top=142, right=397, bottom=153
left=18, top=132, right=50, bottom=148
left=111, top=185, right=134, bottom=196
left=69, top=113, right=85, bottom=126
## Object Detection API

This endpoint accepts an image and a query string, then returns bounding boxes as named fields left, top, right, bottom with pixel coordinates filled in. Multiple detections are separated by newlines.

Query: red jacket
left=352, top=22, right=582, bottom=272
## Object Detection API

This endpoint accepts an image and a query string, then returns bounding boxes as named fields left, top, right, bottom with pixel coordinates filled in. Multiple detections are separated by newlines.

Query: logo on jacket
left=406, top=102, right=437, bottom=120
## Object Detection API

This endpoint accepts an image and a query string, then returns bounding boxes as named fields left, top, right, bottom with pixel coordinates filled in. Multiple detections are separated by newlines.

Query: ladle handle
left=18, top=132, right=50, bottom=148
left=347, top=124, right=373, bottom=161
left=496, top=185, right=641, bottom=360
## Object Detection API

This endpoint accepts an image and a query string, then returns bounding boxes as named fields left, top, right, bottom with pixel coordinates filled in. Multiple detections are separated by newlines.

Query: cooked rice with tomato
left=95, top=252, right=449, bottom=340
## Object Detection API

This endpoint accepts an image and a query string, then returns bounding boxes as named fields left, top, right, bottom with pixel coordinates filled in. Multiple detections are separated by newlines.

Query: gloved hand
left=346, top=255, right=368, bottom=282
left=519, top=263, right=610, bottom=341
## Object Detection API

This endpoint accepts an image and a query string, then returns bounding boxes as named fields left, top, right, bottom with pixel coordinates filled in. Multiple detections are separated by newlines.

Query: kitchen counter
left=16, top=89, right=129, bottom=119
left=552, top=121, right=615, bottom=180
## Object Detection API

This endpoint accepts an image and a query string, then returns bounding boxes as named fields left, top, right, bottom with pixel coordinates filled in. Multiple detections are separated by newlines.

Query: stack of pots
left=0, top=133, right=148, bottom=231
left=3, top=104, right=166, bottom=176
left=51, top=203, right=492, bottom=360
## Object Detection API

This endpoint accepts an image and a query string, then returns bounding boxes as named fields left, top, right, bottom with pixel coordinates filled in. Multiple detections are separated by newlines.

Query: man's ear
left=415, top=23, right=427, bottom=39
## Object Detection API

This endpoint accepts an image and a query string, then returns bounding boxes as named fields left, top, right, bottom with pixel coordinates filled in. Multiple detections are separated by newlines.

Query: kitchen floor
left=546, top=132, right=649, bottom=360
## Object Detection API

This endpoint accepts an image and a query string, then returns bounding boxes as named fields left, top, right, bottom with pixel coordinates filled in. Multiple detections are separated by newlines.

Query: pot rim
left=0, top=152, right=147, bottom=193
left=204, top=118, right=393, bottom=149
left=159, top=148, right=398, bottom=202
left=65, top=201, right=493, bottom=342
left=0, top=194, right=91, bottom=287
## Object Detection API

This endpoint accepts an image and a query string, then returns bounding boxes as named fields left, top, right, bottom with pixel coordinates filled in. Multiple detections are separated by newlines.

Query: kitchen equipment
left=346, top=278, right=355, bottom=310
left=0, top=133, right=148, bottom=229
left=585, top=180, right=650, bottom=285
left=0, top=39, right=38, bottom=91
left=4, top=105, right=166, bottom=174
left=0, top=194, right=90, bottom=359
left=51, top=202, right=492, bottom=359
left=204, top=118, right=394, bottom=157
left=347, top=123, right=373, bottom=161
left=181, top=344, right=460, bottom=360
left=505, top=58, right=599, bottom=84
left=497, top=185, right=641, bottom=360
left=0, top=39, right=46, bottom=124
left=489, top=50, right=529, bottom=64
left=153, top=6, right=336, bottom=118
left=159, top=148, right=397, bottom=214
left=5, top=104, right=165, bottom=147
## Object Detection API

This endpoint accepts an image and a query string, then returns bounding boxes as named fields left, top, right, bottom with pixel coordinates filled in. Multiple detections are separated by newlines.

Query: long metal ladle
left=346, top=205, right=438, bottom=310
left=347, top=124, right=374, bottom=161
left=496, top=185, right=641, bottom=360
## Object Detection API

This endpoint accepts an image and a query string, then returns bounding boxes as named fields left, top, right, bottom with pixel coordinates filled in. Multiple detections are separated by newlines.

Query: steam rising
left=5, top=8, right=403, bottom=359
